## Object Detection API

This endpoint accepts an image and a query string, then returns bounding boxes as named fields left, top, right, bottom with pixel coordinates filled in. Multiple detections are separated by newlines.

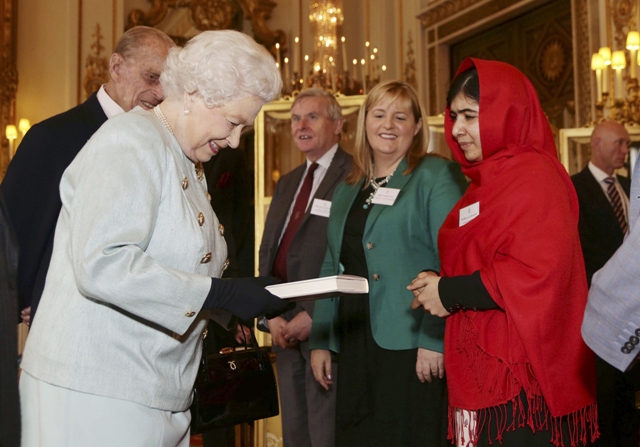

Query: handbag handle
left=199, top=325, right=269, bottom=379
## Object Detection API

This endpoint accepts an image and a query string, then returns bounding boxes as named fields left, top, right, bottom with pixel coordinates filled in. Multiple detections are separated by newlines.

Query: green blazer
left=309, top=156, right=467, bottom=354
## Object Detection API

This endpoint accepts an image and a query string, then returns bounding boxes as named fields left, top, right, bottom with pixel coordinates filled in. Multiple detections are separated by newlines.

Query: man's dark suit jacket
left=259, top=147, right=353, bottom=329
left=0, top=192, right=20, bottom=447
left=572, top=167, right=631, bottom=285
left=0, top=92, right=107, bottom=319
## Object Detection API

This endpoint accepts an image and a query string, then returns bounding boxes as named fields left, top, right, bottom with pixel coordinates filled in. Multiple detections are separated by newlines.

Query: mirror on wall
left=253, top=94, right=365, bottom=264
left=558, top=126, right=640, bottom=176
left=126, top=0, right=285, bottom=52
left=425, top=115, right=452, bottom=160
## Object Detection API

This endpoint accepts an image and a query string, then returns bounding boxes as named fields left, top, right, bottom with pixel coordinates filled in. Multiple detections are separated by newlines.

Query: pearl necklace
left=363, top=172, right=393, bottom=209
left=154, top=106, right=204, bottom=189
left=154, top=105, right=174, bottom=135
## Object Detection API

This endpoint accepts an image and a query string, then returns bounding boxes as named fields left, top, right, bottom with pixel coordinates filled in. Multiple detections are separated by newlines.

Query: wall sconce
left=5, top=118, right=30, bottom=160
left=18, top=118, right=30, bottom=136
left=5, top=125, right=17, bottom=160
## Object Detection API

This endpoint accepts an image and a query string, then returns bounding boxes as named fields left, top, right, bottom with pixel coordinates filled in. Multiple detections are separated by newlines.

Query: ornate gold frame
left=0, top=0, right=18, bottom=179
left=253, top=94, right=366, bottom=280
left=558, top=126, right=640, bottom=176
left=126, top=0, right=286, bottom=52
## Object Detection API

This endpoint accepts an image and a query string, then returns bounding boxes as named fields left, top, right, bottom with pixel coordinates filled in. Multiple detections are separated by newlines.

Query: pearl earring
left=184, top=109, right=191, bottom=116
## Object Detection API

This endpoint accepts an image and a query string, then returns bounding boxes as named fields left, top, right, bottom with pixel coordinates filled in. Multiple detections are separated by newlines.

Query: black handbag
left=190, top=327, right=280, bottom=434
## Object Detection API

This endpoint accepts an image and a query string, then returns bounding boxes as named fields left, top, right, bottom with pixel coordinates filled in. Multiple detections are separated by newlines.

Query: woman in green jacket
left=309, top=80, right=467, bottom=447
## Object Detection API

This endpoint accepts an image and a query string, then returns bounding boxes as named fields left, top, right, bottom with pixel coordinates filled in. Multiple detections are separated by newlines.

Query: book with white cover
left=265, top=275, right=369, bottom=301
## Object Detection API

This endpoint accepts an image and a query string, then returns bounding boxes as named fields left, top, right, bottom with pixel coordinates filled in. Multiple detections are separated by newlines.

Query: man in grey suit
left=1, top=26, right=174, bottom=325
left=574, top=121, right=636, bottom=446
left=582, top=151, right=640, bottom=447
left=259, top=89, right=352, bottom=447
left=583, top=153, right=640, bottom=362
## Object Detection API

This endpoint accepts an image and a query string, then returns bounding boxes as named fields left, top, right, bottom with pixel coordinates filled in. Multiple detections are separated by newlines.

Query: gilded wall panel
left=611, top=0, right=637, bottom=50
left=574, top=0, right=591, bottom=126
left=438, top=0, right=533, bottom=39
left=429, top=46, right=436, bottom=113
left=0, top=0, right=17, bottom=179
left=447, top=0, right=573, bottom=130
left=419, top=0, right=484, bottom=29
left=127, top=0, right=286, bottom=56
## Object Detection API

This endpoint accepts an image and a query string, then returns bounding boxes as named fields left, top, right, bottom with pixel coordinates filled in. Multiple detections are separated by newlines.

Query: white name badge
left=310, top=198, right=332, bottom=218
left=459, top=201, right=480, bottom=227
left=371, top=187, right=401, bottom=206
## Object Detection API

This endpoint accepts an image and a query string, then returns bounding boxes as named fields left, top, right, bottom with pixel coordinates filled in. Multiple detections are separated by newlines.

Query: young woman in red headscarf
left=408, top=58, right=598, bottom=446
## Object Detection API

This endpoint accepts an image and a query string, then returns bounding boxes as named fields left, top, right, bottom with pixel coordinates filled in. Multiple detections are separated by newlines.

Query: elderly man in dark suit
left=0, top=26, right=174, bottom=325
left=259, top=89, right=353, bottom=447
left=573, top=120, right=637, bottom=447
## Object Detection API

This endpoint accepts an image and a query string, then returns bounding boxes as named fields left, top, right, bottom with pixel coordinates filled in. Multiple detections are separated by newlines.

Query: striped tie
left=604, top=176, right=628, bottom=234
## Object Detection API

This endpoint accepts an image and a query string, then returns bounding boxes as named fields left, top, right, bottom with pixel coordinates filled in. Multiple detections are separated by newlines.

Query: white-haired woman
left=19, top=30, right=288, bottom=447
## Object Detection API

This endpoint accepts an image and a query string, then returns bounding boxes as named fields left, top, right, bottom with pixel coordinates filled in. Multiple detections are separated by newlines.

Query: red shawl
left=440, top=58, right=598, bottom=446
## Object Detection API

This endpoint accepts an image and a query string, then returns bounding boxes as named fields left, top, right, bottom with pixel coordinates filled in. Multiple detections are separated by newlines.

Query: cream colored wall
left=16, top=0, right=79, bottom=126
left=15, top=0, right=122, bottom=128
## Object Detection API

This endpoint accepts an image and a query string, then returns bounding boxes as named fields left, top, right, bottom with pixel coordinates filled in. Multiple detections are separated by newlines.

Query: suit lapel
left=80, top=93, right=108, bottom=131
left=298, top=148, right=348, bottom=227
left=277, top=165, right=306, bottom=222
left=329, top=180, right=361, bottom=251
left=313, top=148, right=348, bottom=200
left=618, top=174, right=631, bottom=197
left=583, top=169, right=619, bottom=223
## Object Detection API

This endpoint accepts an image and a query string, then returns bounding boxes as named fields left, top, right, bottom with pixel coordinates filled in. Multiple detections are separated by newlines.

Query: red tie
left=604, top=176, right=628, bottom=234
left=272, top=162, right=319, bottom=281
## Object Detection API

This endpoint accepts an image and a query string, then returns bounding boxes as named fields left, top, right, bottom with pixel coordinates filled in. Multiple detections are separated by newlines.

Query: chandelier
left=590, top=31, right=640, bottom=125
left=276, top=0, right=385, bottom=97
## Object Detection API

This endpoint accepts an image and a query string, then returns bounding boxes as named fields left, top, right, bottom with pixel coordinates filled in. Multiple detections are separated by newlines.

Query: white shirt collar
left=308, top=144, right=338, bottom=170
left=588, top=161, right=617, bottom=184
left=97, top=85, right=125, bottom=119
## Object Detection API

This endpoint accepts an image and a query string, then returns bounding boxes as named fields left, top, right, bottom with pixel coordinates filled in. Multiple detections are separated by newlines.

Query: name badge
left=310, top=198, right=331, bottom=218
left=459, top=202, right=480, bottom=226
left=371, top=187, right=400, bottom=206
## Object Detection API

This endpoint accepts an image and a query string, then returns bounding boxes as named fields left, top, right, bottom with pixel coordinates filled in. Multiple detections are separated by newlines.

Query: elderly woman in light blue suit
left=19, top=30, right=290, bottom=447
left=309, top=81, right=467, bottom=447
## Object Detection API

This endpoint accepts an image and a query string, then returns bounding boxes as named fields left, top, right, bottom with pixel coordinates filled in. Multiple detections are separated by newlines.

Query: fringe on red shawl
left=448, top=316, right=599, bottom=446
left=449, top=397, right=598, bottom=447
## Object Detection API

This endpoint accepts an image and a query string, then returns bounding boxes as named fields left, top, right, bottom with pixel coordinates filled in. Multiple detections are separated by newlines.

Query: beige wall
left=16, top=0, right=122, bottom=128
left=16, top=0, right=78, bottom=126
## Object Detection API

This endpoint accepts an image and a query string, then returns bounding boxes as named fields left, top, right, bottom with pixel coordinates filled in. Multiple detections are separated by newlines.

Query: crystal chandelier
left=310, top=0, right=343, bottom=74
left=278, top=0, right=384, bottom=97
